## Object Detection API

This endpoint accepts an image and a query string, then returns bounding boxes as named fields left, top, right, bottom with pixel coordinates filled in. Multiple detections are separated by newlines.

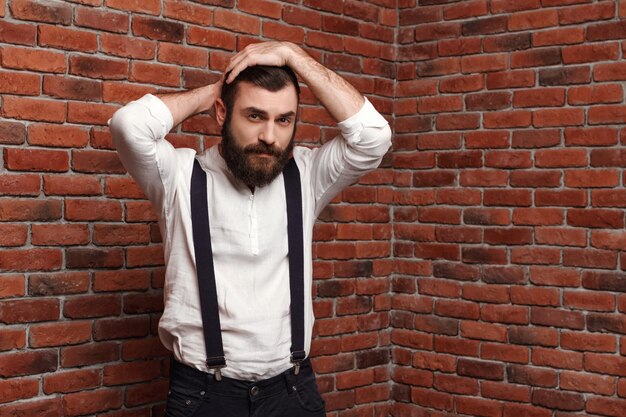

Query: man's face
left=219, top=82, right=298, bottom=189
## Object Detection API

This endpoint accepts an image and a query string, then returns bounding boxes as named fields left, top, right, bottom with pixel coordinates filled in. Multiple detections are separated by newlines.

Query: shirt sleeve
left=107, top=94, right=177, bottom=217
left=309, top=97, right=392, bottom=217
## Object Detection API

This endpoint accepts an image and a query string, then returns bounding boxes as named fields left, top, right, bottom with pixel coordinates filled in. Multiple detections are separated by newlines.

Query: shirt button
left=250, top=386, right=259, bottom=396
left=185, top=399, right=192, bottom=406
left=200, top=391, right=205, bottom=396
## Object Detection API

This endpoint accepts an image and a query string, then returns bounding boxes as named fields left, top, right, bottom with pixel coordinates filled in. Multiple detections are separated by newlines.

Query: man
left=109, top=41, right=391, bottom=417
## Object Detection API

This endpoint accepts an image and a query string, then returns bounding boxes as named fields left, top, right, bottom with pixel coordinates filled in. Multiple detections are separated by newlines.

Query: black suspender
left=190, top=158, right=306, bottom=380
left=190, top=159, right=226, bottom=379
left=283, top=158, right=307, bottom=374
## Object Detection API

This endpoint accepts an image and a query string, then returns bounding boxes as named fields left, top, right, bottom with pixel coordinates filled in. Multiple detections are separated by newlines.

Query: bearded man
left=109, top=41, right=391, bottom=417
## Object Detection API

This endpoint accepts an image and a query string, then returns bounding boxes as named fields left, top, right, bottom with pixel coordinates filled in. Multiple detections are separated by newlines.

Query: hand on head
left=224, top=41, right=296, bottom=84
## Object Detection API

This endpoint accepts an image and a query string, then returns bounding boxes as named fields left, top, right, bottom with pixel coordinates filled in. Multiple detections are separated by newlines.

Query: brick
left=565, top=127, right=618, bottom=146
left=62, top=388, right=123, bottom=417
left=533, top=27, right=585, bottom=46
left=532, top=389, right=584, bottom=411
left=214, top=8, right=260, bottom=35
left=43, top=174, right=101, bottom=196
left=0, top=199, right=62, bottom=222
left=127, top=246, right=164, bottom=267
left=65, top=248, right=123, bottom=269
left=43, top=369, right=100, bottom=394
left=4, top=148, right=69, bottom=172
left=509, top=325, right=558, bottom=347
left=563, top=43, right=620, bottom=64
left=69, top=55, right=128, bottom=80
left=0, top=20, right=37, bottom=45
left=509, top=9, right=558, bottom=31
left=535, top=189, right=587, bottom=207
left=64, top=294, right=122, bottom=319
left=462, top=16, right=507, bottom=36
left=0, top=378, right=39, bottom=403
left=484, top=110, right=532, bottom=128
left=558, top=1, right=616, bottom=25
left=32, top=224, right=89, bottom=246
left=43, top=76, right=101, bottom=102
left=513, top=88, right=565, bottom=108
left=565, top=170, right=620, bottom=188
left=466, top=91, right=511, bottom=111
left=507, top=365, right=557, bottom=387
left=587, top=313, right=626, bottom=334
left=132, top=16, right=184, bottom=43
left=29, top=272, right=90, bottom=296
left=61, top=342, right=119, bottom=367
left=587, top=397, right=626, bottom=417
left=38, top=25, right=98, bottom=52
left=130, top=61, right=180, bottom=87
left=487, top=71, right=535, bottom=92
left=462, top=53, right=508, bottom=73
left=439, top=37, right=482, bottom=57
left=0, top=350, right=58, bottom=377
left=94, top=316, right=150, bottom=341
left=0, top=121, right=26, bottom=145
left=0, top=274, right=25, bottom=298
left=531, top=347, right=582, bottom=370
left=158, top=43, right=208, bottom=68
left=106, top=0, right=161, bottom=15
left=28, top=123, right=91, bottom=148
left=535, top=227, right=585, bottom=247
left=564, top=290, right=615, bottom=312
left=164, top=0, right=213, bottom=26
left=10, top=0, right=71, bottom=24
left=103, top=360, right=161, bottom=385
left=75, top=7, right=128, bottom=33
left=29, top=321, right=92, bottom=347
left=415, top=22, right=462, bottom=43
left=536, top=148, right=587, bottom=168
left=569, top=84, right=623, bottom=105
left=101, top=33, right=156, bottom=59
left=2, top=96, right=66, bottom=123
left=539, top=66, right=591, bottom=86
left=457, top=396, right=502, bottom=417
left=0, top=69, right=39, bottom=96
left=511, top=171, right=561, bottom=187
left=595, top=62, right=626, bottom=81
left=0, top=173, right=39, bottom=196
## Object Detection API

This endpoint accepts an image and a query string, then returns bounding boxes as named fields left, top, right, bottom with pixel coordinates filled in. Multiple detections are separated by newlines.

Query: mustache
left=243, top=142, right=283, bottom=157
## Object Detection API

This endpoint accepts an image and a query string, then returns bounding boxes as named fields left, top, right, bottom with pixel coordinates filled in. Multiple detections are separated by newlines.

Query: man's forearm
left=156, top=83, right=220, bottom=128
left=287, top=45, right=365, bottom=122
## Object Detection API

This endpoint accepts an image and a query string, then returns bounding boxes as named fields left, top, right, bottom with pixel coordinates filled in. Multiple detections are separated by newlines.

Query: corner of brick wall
left=391, top=0, right=626, bottom=416
left=0, top=0, right=396, bottom=416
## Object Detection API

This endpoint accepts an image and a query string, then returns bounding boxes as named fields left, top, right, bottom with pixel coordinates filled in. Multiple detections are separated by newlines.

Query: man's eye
left=249, top=114, right=262, bottom=120
left=279, top=117, right=291, bottom=124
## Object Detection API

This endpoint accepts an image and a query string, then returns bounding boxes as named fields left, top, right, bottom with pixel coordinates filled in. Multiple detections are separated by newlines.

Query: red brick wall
left=1, top=1, right=626, bottom=417
left=0, top=1, right=395, bottom=416
left=392, top=1, right=626, bottom=417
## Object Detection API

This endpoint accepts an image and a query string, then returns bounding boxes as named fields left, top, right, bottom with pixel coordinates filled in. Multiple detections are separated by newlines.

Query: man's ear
left=215, top=98, right=226, bottom=127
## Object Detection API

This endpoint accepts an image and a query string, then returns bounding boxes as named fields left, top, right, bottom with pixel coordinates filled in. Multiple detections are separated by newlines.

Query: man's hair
left=221, top=65, right=300, bottom=114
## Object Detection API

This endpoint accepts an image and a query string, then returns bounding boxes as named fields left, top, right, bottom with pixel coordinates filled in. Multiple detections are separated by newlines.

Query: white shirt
left=108, top=94, right=391, bottom=381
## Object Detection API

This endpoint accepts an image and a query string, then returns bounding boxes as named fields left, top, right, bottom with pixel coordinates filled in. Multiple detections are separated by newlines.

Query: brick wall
left=392, top=1, right=626, bottom=417
left=0, top=1, right=396, bottom=416
left=1, top=1, right=625, bottom=417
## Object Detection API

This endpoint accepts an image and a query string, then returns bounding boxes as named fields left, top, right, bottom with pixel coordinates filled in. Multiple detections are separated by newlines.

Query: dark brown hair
left=221, top=65, right=300, bottom=115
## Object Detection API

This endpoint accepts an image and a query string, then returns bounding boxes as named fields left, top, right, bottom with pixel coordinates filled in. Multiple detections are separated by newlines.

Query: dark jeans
left=165, top=358, right=327, bottom=417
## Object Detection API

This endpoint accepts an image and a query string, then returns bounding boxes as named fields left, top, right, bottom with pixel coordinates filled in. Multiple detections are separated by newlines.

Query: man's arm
left=156, top=82, right=222, bottom=128
left=224, top=42, right=364, bottom=122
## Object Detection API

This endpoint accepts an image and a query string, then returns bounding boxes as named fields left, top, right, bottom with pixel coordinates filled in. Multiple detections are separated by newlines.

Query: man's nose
left=258, top=122, right=276, bottom=145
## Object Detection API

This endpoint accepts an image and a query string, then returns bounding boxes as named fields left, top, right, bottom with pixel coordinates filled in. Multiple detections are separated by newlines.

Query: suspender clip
left=206, top=357, right=226, bottom=382
left=291, top=351, right=306, bottom=375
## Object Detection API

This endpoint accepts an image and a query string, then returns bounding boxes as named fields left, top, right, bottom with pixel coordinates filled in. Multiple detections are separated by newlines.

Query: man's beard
left=220, top=117, right=295, bottom=189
